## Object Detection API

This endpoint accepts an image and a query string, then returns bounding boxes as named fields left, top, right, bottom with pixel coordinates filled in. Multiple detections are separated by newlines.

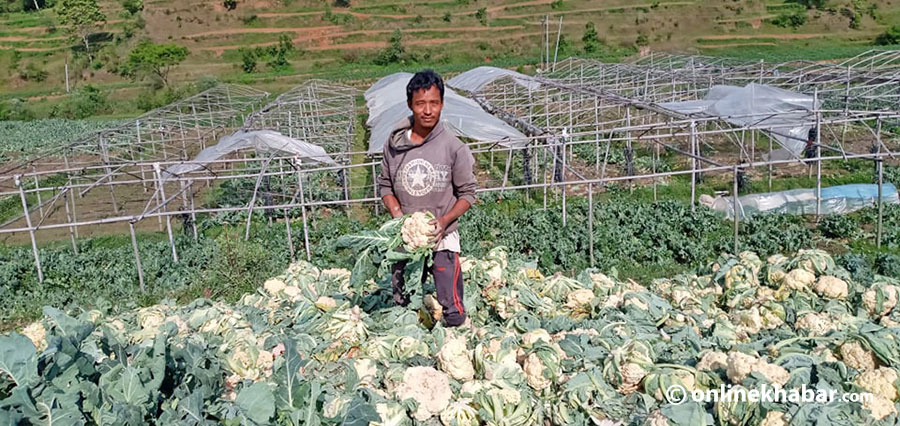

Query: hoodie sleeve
left=452, top=143, right=477, bottom=206
left=377, top=143, right=395, bottom=198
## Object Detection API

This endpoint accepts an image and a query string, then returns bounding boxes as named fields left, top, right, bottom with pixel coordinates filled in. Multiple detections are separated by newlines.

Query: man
left=805, top=127, right=818, bottom=178
left=376, top=69, right=477, bottom=328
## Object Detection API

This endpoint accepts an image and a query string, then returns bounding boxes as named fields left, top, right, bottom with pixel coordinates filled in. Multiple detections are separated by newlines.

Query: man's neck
left=409, top=122, right=435, bottom=145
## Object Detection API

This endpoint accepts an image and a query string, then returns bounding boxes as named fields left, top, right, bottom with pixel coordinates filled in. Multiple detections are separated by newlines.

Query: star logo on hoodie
left=400, top=158, right=436, bottom=197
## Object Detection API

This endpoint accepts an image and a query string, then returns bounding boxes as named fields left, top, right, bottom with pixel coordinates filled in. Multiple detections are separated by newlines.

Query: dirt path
left=700, top=42, right=777, bottom=48
left=184, top=25, right=342, bottom=39
left=501, top=1, right=695, bottom=19
left=0, top=35, right=66, bottom=42
left=699, top=33, right=847, bottom=41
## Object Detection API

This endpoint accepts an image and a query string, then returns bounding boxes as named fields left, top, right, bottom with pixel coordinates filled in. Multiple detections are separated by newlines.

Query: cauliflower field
left=3, top=245, right=900, bottom=425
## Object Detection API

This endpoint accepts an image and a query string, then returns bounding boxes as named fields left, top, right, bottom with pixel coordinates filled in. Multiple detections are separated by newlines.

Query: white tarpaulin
left=365, top=72, right=527, bottom=153
left=447, top=66, right=540, bottom=93
left=163, top=130, right=336, bottom=179
left=659, top=83, right=819, bottom=161
left=700, top=183, right=899, bottom=219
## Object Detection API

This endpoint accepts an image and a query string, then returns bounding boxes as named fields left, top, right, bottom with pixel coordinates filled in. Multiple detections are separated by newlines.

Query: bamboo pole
left=15, top=175, right=43, bottom=283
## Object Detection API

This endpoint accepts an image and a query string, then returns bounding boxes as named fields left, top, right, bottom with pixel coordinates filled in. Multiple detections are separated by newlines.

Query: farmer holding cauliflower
left=377, top=69, right=477, bottom=327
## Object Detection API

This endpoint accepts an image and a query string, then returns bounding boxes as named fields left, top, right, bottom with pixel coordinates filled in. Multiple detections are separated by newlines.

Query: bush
left=442, top=12, right=451, bottom=22
left=635, top=33, right=649, bottom=46
left=582, top=22, right=602, bottom=54
left=874, top=25, right=900, bottom=45
left=332, top=0, right=349, bottom=6
left=374, top=29, right=404, bottom=65
left=771, top=10, right=807, bottom=28
left=55, top=85, right=109, bottom=119
left=475, top=7, right=487, bottom=25
left=121, top=0, right=142, bottom=15
left=19, top=62, right=48, bottom=82
left=0, top=99, right=35, bottom=121
left=223, top=0, right=236, bottom=10
left=240, top=49, right=257, bottom=73
left=550, top=0, right=563, bottom=9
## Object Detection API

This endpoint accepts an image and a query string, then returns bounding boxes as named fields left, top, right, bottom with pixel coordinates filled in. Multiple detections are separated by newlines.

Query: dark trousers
left=392, top=250, right=467, bottom=326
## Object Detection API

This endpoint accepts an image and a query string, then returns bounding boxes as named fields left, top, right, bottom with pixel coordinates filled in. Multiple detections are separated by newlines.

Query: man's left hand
left=429, top=216, right=449, bottom=247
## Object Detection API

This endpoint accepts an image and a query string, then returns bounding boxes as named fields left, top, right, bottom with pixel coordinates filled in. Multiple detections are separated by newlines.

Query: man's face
left=408, top=85, right=443, bottom=130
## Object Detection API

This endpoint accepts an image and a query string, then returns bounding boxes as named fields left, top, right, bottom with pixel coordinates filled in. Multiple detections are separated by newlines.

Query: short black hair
left=406, top=69, right=444, bottom=104
left=807, top=127, right=818, bottom=142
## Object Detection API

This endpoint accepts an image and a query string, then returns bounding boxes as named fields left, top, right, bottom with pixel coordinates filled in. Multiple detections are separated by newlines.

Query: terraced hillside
left=0, top=0, right=898, bottom=117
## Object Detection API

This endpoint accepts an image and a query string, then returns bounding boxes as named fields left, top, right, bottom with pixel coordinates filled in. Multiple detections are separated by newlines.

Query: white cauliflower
left=863, top=395, right=898, bottom=420
left=395, top=366, right=452, bottom=421
left=522, top=329, right=552, bottom=346
left=263, top=277, right=287, bottom=295
left=353, top=358, right=378, bottom=386
left=783, top=269, right=815, bottom=291
left=795, top=312, right=836, bottom=336
left=437, top=335, right=475, bottom=381
left=401, top=212, right=436, bottom=251
left=697, top=351, right=729, bottom=371
left=726, top=352, right=789, bottom=386
left=855, top=367, right=899, bottom=401
left=813, top=276, right=848, bottom=299
left=21, top=322, right=46, bottom=352
left=617, top=362, right=649, bottom=394
left=565, top=289, right=595, bottom=308
left=315, top=296, right=337, bottom=311
left=439, top=399, right=479, bottom=426
left=644, top=410, right=670, bottom=426
left=811, top=345, right=839, bottom=363
left=323, top=395, right=351, bottom=418
left=372, top=402, right=411, bottom=426
left=863, top=284, right=900, bottom=317
left=523, top=353, right=552, bottom=391
left=840, top=341, right=878, bottom=372
left=760, top=410, right=788, bottom=426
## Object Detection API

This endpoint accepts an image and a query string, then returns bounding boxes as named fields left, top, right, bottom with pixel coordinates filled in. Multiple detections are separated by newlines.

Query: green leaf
left=660, top=402, right=708, bottom=426
left=236, top=382, right=274, bottom=425
left=0, top=333, right=38, bottom=387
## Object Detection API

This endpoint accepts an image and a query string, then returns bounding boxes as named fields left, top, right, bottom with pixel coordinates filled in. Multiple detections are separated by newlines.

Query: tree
left=475, top=7, right=487, bottom=25
left=333, top=0, right=349, bottom=7
left=127, top=41, right=189, bottom=86
left=874, top=25, right=900, bottom=45
left=57, top=0, right=106, bottom=63
left=582, top=22, right=601, bottom=54
left=223, top=0, right=236, bottom=10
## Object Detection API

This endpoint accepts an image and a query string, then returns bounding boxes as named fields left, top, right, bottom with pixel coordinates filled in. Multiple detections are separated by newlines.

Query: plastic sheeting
left=163, top=130, right=337, bottom=179
left=365, top=72, right=528, bottom=153
left=701, top=183, right=899, bottom=219
left=659, top=84, right=819, bottom=161
left=447, top=66, right=540, bottom=93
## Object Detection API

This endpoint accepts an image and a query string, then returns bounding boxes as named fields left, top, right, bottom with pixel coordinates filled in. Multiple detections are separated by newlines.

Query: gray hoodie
left=377, top=115, right=477, bottom=235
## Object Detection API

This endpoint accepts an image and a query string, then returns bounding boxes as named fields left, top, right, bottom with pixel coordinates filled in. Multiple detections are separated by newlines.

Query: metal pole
left=285, top=205, right=295, bottom=262
left=63, top=190, right=78, bottom=253
left=588, top=183, right=594, bottom=267
left=552, top=16, right=562, bottom=72
left=15, top=175, right=43, bottom=283
left=877, top=158, right=883, bottom=248
left=153, top=163, right=179, bottom=262
left=733, top=166, right=740, bottom=255
left=188, top=180, right=198, bottom=240
left=129, top=222, right=145, bottom=293
left=372, top=163, right=380, bottom=216
left=298, top=170, right=311, bottom=261
left=690, top=121, right=697, bottom=210
left=814, top=89, right=822, bottom=220
left=561, top=141, right=567, bottom=227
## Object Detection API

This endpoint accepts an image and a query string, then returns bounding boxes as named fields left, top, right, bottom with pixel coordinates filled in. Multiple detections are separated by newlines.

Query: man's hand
left=429, top=216, right=449, bottom=247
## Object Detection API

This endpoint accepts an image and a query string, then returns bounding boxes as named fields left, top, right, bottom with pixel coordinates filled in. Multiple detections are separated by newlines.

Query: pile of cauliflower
left=13, top=246, right=900, bottom=425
